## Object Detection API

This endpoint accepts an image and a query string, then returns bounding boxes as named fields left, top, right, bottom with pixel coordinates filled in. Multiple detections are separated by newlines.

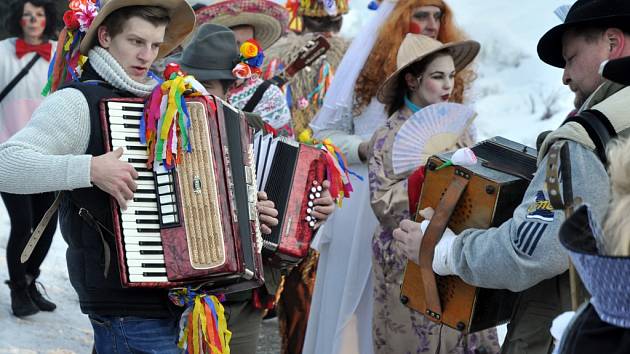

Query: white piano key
left=123, top=236, right=162, bottom=244
left=122, top=221, right=159, bottom=230
left=121, top=213, right=158, bottom=221
left=137, top=171, right=155, bottom=179
left=127, top=200, right=158, bottom=209
left=112, top=140, right=146, bottom=150
left=127, top=259, right=165, bottom=267
left=109, top=116, right=142, bottom=125
left=121, top=229, right=161, bottom=237
left=122, top=206, right=158, bottom=214
left=110, top=125, right=143, bottom=134
left=107, top=101, right=144, bottom=110
left=128, top=274, right=168, bottom=282
left=111, top=131, right=145, bottom=142
left=125, top=244, right=163, bottom=252
left=125, top=251, right=165, bottom=260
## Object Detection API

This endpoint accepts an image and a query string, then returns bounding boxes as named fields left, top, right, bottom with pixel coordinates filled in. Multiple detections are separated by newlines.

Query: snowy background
left=0, top=0, right=575, bottom=352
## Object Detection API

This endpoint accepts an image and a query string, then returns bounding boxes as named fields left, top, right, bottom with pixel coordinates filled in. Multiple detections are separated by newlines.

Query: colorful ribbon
left=169, top=288, right=231, bottom=354
left=298, top=129, right=358, bottom=206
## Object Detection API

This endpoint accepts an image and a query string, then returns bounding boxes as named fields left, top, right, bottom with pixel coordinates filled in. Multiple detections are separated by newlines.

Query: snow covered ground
left=1, top=0, right=577, bottom=352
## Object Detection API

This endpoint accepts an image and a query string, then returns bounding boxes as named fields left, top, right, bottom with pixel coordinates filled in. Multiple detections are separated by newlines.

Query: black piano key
left=124, top=123, right=141, bottom=128
left=143, top=272, right=167, bottom=276
left=138, top=241, right=162, bottom=246
left=125, top=137, right=141, bottom=142
left=128, top=158, right=148, bottom=163
left=139, top=250, right=163, bottom=255
left=133, top=197, right=157, bottom=203
left=136, top=219, right=159, bottom=225
left=127, top=145, right=145, bottom=151
left=136, top=228, right=160, bottom=233
left=135, top=210, right=159, bottom=215
left=142, top=263, right=165, bottom=268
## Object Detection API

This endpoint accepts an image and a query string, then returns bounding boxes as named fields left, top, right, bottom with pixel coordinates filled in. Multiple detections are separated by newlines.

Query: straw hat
left=79, top=0, right=195, bottom=58
left=377, top=34, right=480, bottom=104
left=195, top=0, right=289, bottom=49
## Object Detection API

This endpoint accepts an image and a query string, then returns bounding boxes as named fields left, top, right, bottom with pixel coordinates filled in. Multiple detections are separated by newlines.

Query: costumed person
left=369, top=33, right=500, bottom=353
left=167, top=22, right=337, bottom=354
left=392, top=0, right=630, bottom=353
left=262, top=0, right=350, bottom=352
left=0, top=1, right=280, bottom=352
left=555, top=134, right=630, bottom=354
left=0, top=0, right=58, bottom=318
left=195, top=0, right=295, bottom=137
left=307, top=1, right=478, bottom=352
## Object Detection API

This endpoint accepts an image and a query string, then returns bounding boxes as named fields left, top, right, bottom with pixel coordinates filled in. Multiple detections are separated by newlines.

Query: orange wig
left=353, top=0, right=474, bottom=115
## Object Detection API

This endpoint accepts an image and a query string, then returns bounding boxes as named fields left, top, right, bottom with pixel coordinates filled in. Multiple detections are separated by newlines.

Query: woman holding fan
left=367, top=33, right=499, bottom=353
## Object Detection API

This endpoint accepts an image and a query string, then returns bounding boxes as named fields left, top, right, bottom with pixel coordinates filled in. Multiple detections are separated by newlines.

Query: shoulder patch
left=513, top=221, right=548, bottom=256
left=526, top=190, right=555, bottom=222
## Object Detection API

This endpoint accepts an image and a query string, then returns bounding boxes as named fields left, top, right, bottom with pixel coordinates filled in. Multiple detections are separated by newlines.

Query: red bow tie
left=16, top=38, right=52, bottom=62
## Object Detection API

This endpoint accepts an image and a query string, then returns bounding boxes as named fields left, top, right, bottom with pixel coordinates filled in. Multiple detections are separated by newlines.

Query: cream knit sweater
left=0, top=47, right=157, bottom=194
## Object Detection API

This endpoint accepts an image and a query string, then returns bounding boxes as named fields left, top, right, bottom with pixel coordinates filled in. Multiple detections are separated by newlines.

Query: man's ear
left=97, top=26, right=111, bottom=49
left=605, top=28, right=626, bottom=59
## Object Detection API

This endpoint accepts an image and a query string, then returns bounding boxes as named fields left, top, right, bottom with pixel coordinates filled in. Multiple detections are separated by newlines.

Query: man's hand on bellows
left=91, top=147, right=138, bottom=210
left=257, top=191, right=278, bottom=234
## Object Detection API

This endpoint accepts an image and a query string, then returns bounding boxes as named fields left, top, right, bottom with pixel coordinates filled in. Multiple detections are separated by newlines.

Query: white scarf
left=88, top=46, right=158, bottom=98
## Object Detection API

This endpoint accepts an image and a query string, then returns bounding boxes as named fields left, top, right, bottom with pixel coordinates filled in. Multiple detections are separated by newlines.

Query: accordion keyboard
left=107, top=101, right=179, bottom=283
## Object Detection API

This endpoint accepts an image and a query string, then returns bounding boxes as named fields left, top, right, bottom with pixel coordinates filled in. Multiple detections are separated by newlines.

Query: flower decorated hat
left=45, top=0, right=195, bottom=94
left=195, top=0, right=289, bottom=50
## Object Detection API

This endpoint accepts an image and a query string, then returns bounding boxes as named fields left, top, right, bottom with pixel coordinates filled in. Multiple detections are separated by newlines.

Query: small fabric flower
left=232, top=63, right=252, bottom=79
left=246, top=53, right=264, bottom=68
left=63, top=10, right=80, bottom=30
left=75, top=1, right=98, bottom=33
left=240, top=41, right=259, bottom=59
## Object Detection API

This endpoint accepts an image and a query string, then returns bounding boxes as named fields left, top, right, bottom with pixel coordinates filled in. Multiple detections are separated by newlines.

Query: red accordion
left=100, top=96, right=263, bottom=292
left=254, top=135, right=326, bottom=266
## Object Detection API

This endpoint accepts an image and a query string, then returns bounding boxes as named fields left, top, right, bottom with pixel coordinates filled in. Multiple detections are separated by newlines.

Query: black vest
left=58, top=64, right=178, bottom=318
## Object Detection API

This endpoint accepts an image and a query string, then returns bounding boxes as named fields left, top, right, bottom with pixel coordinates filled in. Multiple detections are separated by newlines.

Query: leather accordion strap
left=545, top=141, right=575, bottom=214
left=418, top=172, right=470, bottom=320
left=21, top=192, right=63, bottom=263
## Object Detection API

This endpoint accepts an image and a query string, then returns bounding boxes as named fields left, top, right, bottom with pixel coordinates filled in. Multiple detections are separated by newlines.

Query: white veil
left=309, top=0, right=397, bottom=134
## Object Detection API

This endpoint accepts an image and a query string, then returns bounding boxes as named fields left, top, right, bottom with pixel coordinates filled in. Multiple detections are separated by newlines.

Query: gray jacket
left=437, top=81, right=630, bottom=354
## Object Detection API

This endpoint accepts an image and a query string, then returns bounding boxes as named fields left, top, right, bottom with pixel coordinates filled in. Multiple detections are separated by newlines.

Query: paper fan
left=392, top=102, right=476, bottom=175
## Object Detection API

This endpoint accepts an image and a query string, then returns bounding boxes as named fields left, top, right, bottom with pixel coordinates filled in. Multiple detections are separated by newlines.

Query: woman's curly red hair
left=353, top=0, right=475, bottom=115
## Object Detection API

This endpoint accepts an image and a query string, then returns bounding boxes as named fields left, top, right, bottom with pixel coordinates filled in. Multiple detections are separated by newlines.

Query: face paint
left=409, top=22, right=422, bottom=34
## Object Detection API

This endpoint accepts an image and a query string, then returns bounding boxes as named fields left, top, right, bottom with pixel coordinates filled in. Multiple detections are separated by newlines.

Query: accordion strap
left=21, top=192, right=63, bottom=264
left=418, top=171, right=470, bottom=320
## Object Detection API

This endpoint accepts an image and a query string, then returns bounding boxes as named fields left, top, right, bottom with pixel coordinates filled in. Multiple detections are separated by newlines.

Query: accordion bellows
left=560, top=205, right=630, bottom=329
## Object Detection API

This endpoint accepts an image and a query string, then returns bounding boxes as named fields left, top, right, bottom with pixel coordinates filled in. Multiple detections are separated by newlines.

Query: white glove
left=432, top=225, right=457, bottom=276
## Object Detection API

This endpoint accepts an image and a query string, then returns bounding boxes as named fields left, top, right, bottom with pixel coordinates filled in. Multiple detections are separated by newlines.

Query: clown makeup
left=21, top=2, right=47, bottom=44
left=410, top=6, right=442, bottom=39
left=407, top=54, right=455, bottom=107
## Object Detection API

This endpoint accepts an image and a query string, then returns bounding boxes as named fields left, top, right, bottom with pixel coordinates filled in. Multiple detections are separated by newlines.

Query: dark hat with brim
left=166, top=23, right=239, bottom=82
left=538, top=0, right=630, bottom=68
